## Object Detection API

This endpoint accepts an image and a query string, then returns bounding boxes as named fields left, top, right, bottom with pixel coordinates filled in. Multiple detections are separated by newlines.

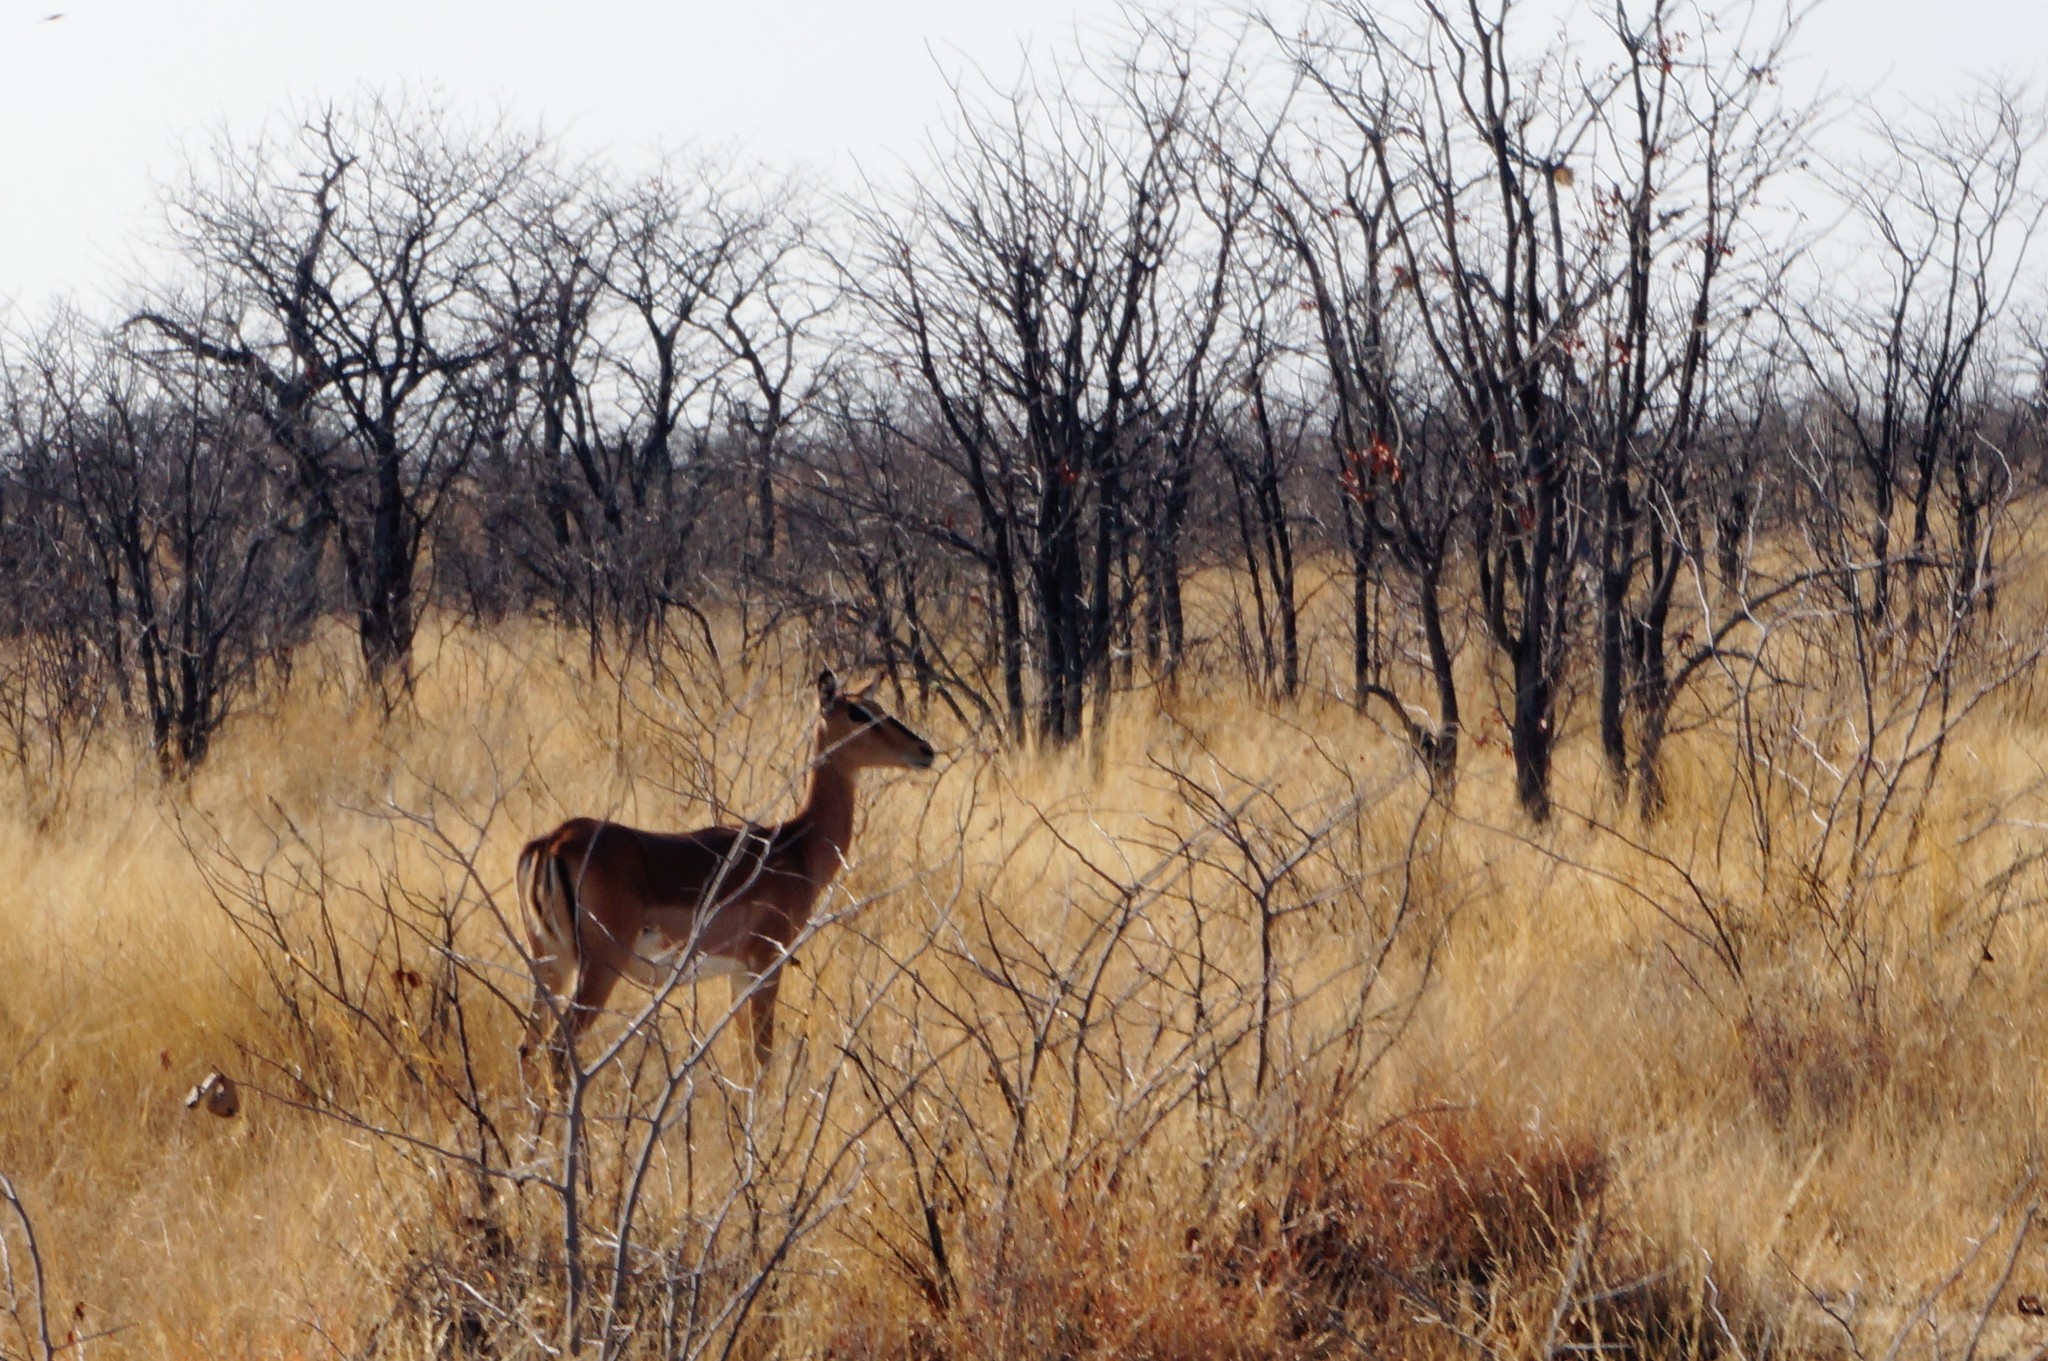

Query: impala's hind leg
left=519, top=987, right=559, bottom=1094
left=550, top=955, right=625, bottom=1081
left=524, top=934, right=597, bottom=1095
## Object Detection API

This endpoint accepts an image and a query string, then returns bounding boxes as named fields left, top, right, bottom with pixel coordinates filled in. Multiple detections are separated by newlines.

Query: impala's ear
left=817, top=668, right=841, bottom=707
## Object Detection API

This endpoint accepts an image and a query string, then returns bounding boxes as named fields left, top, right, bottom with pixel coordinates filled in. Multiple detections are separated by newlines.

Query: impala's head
left=816, top=669, right=937, bottom=770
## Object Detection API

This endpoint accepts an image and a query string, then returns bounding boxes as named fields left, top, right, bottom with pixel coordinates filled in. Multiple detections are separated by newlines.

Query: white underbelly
left=621, top=929, right=749, bottom=988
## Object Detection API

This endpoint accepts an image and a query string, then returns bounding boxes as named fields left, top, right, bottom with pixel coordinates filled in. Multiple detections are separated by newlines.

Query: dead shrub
left=1225, top=1100, right=1753, bottom=1359
left=824, top=1102, right=1754, bottom=1361
left=364, top=1200, right=551, bottom=1360
left=1739, top=1003, right=1893, bottom=1135
left=876, top=1183, right=1268, bottom=1361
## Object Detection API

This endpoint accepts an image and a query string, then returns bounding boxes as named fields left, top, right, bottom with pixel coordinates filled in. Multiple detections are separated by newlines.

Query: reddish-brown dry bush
left=818, top=1097, right=1755, bottom=1361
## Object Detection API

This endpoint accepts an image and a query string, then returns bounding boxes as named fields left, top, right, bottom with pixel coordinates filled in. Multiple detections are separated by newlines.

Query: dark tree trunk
left=1418, top=563, right=1460, bottom=791
left=359, top=440, right=416, bottom=692
left=1597, top=461, right=1633, bottom=788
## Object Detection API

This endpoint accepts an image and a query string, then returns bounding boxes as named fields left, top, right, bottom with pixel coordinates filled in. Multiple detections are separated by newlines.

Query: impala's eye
left=845, top=703, right=874, bottom=724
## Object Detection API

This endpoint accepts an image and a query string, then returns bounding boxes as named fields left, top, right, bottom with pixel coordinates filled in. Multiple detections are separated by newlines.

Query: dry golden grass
left=3, top=586, right=2048, bottom=1359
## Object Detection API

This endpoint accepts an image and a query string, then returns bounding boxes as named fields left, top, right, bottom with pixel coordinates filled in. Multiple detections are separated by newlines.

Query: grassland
left=3, top=581, right=2048, bottom=1360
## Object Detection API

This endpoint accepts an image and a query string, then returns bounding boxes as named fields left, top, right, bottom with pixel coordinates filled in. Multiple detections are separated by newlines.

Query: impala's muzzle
left=875, top=713, right=937, bottom=768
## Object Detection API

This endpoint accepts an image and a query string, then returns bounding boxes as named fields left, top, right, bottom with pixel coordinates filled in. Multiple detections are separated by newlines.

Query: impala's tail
left=518, top=833, right=580, bottom=996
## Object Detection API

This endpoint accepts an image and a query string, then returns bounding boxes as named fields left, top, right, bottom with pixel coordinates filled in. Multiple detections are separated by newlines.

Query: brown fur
left=518, top=670, right=935, bottom=1082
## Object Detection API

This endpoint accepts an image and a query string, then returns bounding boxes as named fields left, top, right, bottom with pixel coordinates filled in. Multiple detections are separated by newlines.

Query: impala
left=517, top=669, right=936, bottom=1084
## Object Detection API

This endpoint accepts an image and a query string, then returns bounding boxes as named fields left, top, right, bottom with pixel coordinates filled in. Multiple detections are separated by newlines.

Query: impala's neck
left=799, top=739, right=860, bottom=883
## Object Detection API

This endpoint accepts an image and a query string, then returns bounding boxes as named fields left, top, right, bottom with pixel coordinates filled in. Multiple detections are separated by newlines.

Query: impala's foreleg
left=745, top=967, right=781, bottom=1069
left=733, top=937, right=795, bottom=1072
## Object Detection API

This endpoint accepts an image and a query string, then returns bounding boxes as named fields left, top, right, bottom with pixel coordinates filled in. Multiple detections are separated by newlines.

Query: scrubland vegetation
left=6, top=0, right=2048, bottom=1355
left=5, top=588, right=2048, bottom=1360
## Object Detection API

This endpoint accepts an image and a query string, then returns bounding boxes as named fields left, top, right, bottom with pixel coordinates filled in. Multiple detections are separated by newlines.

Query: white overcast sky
left=1, top=0, right=2043, bottom=316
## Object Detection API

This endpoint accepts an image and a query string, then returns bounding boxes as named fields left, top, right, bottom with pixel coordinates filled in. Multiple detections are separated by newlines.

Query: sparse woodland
left=7, top=1, right=2048, bottom=1356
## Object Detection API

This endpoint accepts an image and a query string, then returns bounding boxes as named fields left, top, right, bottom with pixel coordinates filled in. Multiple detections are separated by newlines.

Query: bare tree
left=1284, top=1, right=1617, bottom=818
left=853, top=44, right=1232, bottom=743
left=1575, top=1, right=1811, bottom=814
left=3, top=315, right=299, bottom=774
left=512, top=155, right=793, bottom=657
left=697, top=184, right=837, bottom=573
left=1795, top=80, right=2045, bottom=633
left=1256, top=48, right=1470, bottom=784
left=0, top=325, right=114, bottom=804
left=1214, top=329, right=1310, bottom=699
left=778, top=384, right=1003, bottom=729
left=1280, top=0, right=1811, bottom=818
left=136, top=94, right=534, bottom=694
